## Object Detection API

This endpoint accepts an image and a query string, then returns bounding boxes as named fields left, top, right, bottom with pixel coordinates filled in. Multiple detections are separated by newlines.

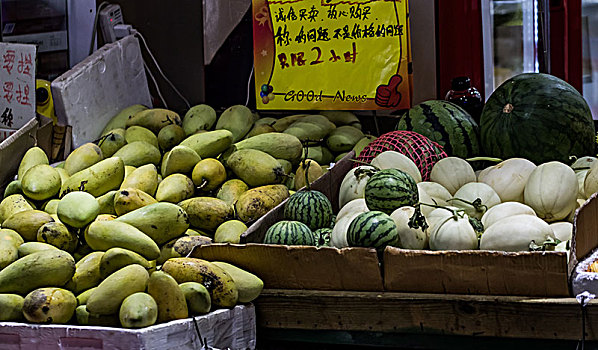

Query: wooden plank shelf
left=253, top=289, right=598, bottom=341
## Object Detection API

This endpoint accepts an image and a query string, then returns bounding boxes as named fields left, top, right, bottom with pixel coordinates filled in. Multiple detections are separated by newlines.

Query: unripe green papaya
left=227, top=149, right=285, bottom=187
left=113, top=141, right=161, bottom=167
left=182, top=104, right=217, bottom=136
left=99, top=128, right=126, bottom=158
left=0, top=249, right=75, bottom=295
left=87, top=264, right=149, bottom=315
left=85, top=221, right=160, bottom=260
left=158, top=124, right=186, bottom=151
left=125, top=126, right=159, bottom=148
left=179, top=129, right=234, bottom=159
left=178, top=197, right=232, bottom=231
left=0, top=294, right=24, bottom=321
left=64, top=143, right=103, bottom=175
left=155, top=174, right=195, bottom=203
left=3, top=210, right=54, bottom=241
left=18, top=147, right=49, bottom=180
left=235, top=184, right=289, bottom=222
left=215, top=105, right=254, bottom=142
left=119, top=292, right=158, bottom=328
left=60, top=157, right=125, bottom=197
left=179, top=282, right=211, bottom=314
left=115, top=202, right=189, bottom=245
left=21, top=164, right=61, bottom=200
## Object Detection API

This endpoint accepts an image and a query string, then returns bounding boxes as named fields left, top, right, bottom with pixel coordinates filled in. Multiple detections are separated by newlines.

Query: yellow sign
left=253, top=0, right=411, bottom=110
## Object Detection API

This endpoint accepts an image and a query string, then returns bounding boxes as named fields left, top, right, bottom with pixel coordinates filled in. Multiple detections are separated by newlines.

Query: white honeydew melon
left=576, top=170, right=590, bottom=199
left=336, top=198, right=369, bottom=221
left=370, top=151, right=422, bottom=183
left=390, top=206, right=428, bottom=249
left=428, top=210, right=477, bottom=250
left=480, top=201, right=536, bottom=229
left=523, top=161, right=578, bottom=222
left=425, top=206, right=460, bottom=229
left=566, top=199, right=584, bottom=223
left=330, top=211, right=362, bottom=248
left=449, top=182, right=501, bottom=219
left=549, top=222, right=573, bottom=242
left=583, top=161, right=598, bottom=198
left=338, top=165, right=376, bottom=208
left=417, top=187, right=435, bottom=217
left=479, top=214, right=555, bottom=252
left=477, top=158, right=536, bottom=202
left=430, top=157, right=476, bottom=195
left=571, top=156, right=597, bottom=171
left=417, top=182, right=451, bottom=207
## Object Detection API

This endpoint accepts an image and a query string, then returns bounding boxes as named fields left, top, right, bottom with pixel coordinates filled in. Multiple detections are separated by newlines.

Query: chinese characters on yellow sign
left=253, top=0, right=411, bottom=110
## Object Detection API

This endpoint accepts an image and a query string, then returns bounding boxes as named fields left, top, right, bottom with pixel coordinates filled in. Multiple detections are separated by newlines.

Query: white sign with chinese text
left=0, top=42, right=36, bottom=137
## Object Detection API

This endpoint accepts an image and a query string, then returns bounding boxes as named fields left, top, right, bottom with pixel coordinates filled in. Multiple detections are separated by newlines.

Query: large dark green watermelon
left=396, top=100, right=480, bottom=158
left=480, top=73, right=595, bottom=164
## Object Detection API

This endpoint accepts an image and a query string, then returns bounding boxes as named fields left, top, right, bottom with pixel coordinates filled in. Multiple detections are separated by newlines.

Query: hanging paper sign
left=0, top=42, right=36, bottom=141
left=253, top=0, right=411, bottom=110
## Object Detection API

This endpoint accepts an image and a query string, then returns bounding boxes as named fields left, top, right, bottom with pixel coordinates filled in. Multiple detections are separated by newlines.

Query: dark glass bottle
left=445, top=76, right=483, bottom=124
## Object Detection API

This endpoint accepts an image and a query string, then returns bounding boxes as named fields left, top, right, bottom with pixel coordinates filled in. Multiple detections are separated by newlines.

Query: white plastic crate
left=0, top=304, right=256, bottom=350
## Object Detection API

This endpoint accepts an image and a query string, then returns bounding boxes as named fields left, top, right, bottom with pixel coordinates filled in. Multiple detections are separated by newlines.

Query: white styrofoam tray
left=0, top=304, right=256, bottom=350
left=51, top=35, right=152, bottom=149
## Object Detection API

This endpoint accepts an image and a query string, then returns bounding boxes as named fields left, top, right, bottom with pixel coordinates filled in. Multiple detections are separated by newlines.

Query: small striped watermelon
left=347, top=211, right=398, bottom=250
left=263, top=221, right=316, bottom=246
left=365, top=169, right=418, bottom=214
left=480, top=73, right=595, bottom=164
left=314, top=228, right=332, bottom=247
left=396, top=100, right=480, bottom=158
left=284, top=190, right=333, bottom=230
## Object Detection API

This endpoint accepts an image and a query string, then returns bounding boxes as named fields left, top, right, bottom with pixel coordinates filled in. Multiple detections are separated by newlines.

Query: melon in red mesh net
left=356, top=131, right=447, bottom=181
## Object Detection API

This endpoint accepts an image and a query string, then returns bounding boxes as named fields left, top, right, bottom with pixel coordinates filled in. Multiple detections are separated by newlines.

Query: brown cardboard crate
left=194, top=151, right=578, bottom=296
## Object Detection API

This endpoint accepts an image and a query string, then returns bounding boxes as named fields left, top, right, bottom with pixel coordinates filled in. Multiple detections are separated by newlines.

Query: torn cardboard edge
left=191, top=243, right=384, bottom=292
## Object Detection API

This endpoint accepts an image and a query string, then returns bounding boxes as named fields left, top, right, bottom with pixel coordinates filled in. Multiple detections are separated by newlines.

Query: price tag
left=0, top=42, right=36, bottom=141
left=252, top=0, right=412, bottom=110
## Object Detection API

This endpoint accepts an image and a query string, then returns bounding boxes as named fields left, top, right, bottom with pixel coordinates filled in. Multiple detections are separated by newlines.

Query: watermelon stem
left=466, top=157, right=503, bottom=163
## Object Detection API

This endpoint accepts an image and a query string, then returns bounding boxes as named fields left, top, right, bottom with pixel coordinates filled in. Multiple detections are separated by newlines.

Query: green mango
left=179, top=130, right=234, bottom=159
left=115, top=202, right=189, bottom=245
left=101, top=104, right=148, bottom=135
left=57, top=191, right=100, bottom=228
left=216, top=179, right=249, bottom=206
left=18, top=147, right=49, bottom=180
left=0, top=249, right=75, bottom=295
left=120, top=164, right=159, bottom=196
left=155, top=174, right=195, bottom=203
left=75, top=305, right=120, bottom=326
left=22, top=287, right=77, bottom=323
left=215, top=105, right=255, bottom=142
left=86, top=264, right=149, bottom=315
left=161, top=145, right=201, bottom=177
left=227, top=149, right=285, bottom=187
left=60, top=157, right=125, bottom=197
left=235, top=185, right=289, bottom=222
left=178, top=197, right=232, bottom=232
left=182, top=104, right=217, bottom=136
left=18, top=242, right=58, bottom=257
left=125, top=125, right=159, bottom=148
left=4, top=180, right=22, bottom=197
left=212, top=261, right=263, bottom=303
left=96, top=190, right=117, bottom=215
left=21, top=164, right=61, bottom=201
left=64, top=251, right=104, bottom=294
left=85, top=221, right=160, bottom=260
left=99, top=247, right=152, bottom=279
left=157, top=124, right=186, bottom=151
left=0, top=294, right=24, bottom=321
left=119, top=292, right=158, bottom=328
left=113, top=141, right=161, bottom=167
left=214, top=220, right=247, bottom=244
left=234, top=133, right=303, bottom=164
left=99, top=128, right=127, bottom=158
left=0, top=194, right=34, bottom=222
left=3, top=209, right=54, bottom=241
left=126, top=108, right=181, bottom=134
left=37, top=221, right=78, bottom=253
left=179, top=282, right=211, bottom=314
left=64, top=143, right=104, bottom=175
left=326, top=125, right=365, bottom=153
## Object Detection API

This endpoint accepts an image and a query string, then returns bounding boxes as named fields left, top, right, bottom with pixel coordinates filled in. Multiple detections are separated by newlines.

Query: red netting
left=356, top=131, right=447, bottom=181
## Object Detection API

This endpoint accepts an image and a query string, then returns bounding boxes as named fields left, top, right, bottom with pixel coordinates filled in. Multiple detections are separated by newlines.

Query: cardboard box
left=193, top=152, right=583, bottom=297
left=0, top=304, right=256, bottom=350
